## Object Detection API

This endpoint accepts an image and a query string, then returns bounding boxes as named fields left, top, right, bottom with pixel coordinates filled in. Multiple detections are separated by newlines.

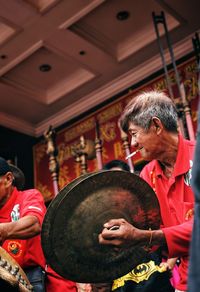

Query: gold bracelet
left=148, top=228, right=153, bottom=246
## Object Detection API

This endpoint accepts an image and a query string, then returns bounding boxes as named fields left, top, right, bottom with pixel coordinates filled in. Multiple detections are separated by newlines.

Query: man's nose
left=131, top=136, right=138, bottom=147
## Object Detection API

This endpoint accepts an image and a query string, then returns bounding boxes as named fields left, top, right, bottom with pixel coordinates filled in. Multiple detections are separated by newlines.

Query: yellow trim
left=112, top=260, right=167, bottom=290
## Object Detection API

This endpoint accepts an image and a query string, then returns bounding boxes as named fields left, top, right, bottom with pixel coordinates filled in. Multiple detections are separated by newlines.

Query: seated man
left=0, top=157, right=78, bottom=292
left=0, top=157, right=46, bottom=291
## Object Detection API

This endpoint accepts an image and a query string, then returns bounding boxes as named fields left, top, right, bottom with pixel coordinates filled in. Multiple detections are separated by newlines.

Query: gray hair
left=120, top=90, right=178, bottom=133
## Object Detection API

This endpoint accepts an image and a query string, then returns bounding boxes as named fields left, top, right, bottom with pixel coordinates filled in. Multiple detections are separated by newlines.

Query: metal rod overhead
left=152, top=11, right=195, bottom=140
left=192, top=32, right=200, bottom=96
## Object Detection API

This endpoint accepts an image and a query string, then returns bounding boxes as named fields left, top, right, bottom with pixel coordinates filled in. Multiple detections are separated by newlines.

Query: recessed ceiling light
left=39, top=64, right=52, bottom=72
left=79, top=50, right=86, bottom=55
left=116, top=11, right=130, bottom=21
left=0, top=54, right=7, bottom=59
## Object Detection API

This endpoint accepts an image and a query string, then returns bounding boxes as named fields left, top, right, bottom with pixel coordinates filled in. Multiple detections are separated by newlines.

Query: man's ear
left=151, top=117, right=163, bottom=134
left=4, top=172, right=14, bottom=187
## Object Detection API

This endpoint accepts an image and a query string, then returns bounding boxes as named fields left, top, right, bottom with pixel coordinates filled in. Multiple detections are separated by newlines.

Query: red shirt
left=0, top=187, right=46, bottom=269
left=45, top=265, right=77, bottom=292
left=140, top=134, right=195, bottom=291
left=0, top=187, right=77, bottom=291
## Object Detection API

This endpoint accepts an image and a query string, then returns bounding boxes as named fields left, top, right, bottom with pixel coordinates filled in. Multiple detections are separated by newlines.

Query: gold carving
left=58, top=165, right=70, bottom=189
left=34, top=143, right=46, bottom=163
left=100, top=122, right=117, bottom=142
left=57, top=143, right=73, bottom=164
left=71, top=135, right=96, bottom=175
left=113, top=141, right=124, bottom=158
left=154, top=79, right=167, bottom=91
left=64, top=117, right=95, bottom=142
left=36, top=182, right=52, bottom=202
left=44, top=125, right=59, bottom=196
left=184, top=76, right=199, bottom=101
left=97, top=103, right=123, bottom=124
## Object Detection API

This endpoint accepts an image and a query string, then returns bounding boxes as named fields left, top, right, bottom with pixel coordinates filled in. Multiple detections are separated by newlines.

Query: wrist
left=131, top=228, right=151, bottom=246
left=132, top=228, right=165, bottom=247
left=0, top=223, right=9, bottom=244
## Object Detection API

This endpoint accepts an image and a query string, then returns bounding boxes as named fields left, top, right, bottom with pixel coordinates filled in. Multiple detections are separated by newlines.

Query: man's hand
left=98, top=218, right=166, bottom=248
left=98, top=218, right=141, bottom=247
left=159, top=257, right=178, bottom=272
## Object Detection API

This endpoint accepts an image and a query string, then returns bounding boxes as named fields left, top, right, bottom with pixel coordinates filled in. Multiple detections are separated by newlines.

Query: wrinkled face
left=0, top=172, right=14, bottom=205
left=128, top=122, right=162, bottom=161
left=0, top=175, right=8, bottom=200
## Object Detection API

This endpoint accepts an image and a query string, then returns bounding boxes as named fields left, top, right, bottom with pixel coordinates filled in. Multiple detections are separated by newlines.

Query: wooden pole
left=71, top=135, right=96, bottom=175
left=118, top=121, right=134, bottom=173
left=79, top=136, right=88, bottom=174
left=95, top=121, right=103, bottom=170
left=44, top=125, right=59, bottom=197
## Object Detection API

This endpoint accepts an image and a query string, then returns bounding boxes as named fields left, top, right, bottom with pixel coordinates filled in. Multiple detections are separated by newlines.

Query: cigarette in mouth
left=126, top=150, right=138, bottom=160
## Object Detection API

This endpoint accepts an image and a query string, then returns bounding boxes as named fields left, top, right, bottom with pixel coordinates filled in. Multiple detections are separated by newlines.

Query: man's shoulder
left=184, top=138, right=196, bottom=147
left=21, top=188, right=43, bottom=198
left=182, top=137, right=196, bottom=159
left=19, top=189, right=46, bottom=214
left=140, top=160, right=157, bottom=179
left=142, top=160, right=156, bottom=171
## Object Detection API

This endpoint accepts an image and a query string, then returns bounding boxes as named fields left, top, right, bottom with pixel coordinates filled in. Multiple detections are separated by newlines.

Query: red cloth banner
left=33, top=57, right=199, bottom=201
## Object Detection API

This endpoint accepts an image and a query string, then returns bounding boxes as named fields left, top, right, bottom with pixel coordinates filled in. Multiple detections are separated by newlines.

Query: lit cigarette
left=126, top=150, right=138, bottom=160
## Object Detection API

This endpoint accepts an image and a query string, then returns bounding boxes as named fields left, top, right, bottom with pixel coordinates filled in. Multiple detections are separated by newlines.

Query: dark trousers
left=25, top=266, right=46, bottom=292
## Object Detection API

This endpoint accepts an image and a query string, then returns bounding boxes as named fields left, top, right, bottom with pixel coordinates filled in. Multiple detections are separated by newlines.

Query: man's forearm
left=0, top=216, right=41, bottom=243
left=134, top=228, right=167, bottom=246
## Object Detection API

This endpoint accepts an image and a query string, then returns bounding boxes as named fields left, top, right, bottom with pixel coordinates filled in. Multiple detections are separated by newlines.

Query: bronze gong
left=41, top=170, right=161, bottom=283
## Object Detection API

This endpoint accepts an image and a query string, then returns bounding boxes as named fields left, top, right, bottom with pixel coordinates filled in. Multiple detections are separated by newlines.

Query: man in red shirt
left=0, top=157, right=78, bottom=292
left=99, top=90, right=195, bottom=292
left=0, top=157, right=46, bottom=291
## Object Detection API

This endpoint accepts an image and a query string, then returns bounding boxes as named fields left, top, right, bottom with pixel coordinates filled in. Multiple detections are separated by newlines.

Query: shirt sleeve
left=140, top=163, right=193, bottom=258
left=20, top=189, right=46, bottom=225
left=161, top=219, right=193, bottom=257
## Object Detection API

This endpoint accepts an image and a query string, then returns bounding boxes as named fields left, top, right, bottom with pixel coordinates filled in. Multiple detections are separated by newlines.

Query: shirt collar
left=173, top=133, right=190, bottom=175
left=154, top=133, right=190, bottom=177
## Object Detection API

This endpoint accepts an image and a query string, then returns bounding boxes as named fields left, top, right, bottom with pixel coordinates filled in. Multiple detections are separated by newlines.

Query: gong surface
left=41, top=170, right=161, bottom=283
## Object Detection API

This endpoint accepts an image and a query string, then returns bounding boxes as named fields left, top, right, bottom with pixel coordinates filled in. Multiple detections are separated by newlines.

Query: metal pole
left=192, top=32, right=200, bottom=96
left=152, top=12, right=174, bottom=100
left=152, top=11, right=195, bottom=140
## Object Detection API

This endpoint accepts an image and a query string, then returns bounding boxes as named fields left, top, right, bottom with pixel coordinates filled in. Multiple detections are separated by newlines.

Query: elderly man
left=99, top=90, right=195, bottom=292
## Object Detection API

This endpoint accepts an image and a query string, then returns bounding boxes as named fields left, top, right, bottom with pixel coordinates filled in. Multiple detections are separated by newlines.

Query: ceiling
left=0, top=0, right=199, bottom=137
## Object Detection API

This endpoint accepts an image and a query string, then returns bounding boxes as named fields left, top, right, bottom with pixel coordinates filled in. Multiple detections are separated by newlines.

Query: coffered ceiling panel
left=24, top=0, right=61, bottom=13
left=0, top=0, right=199, bottom=137
left=70, top=0, right=180, bottom=61
left=0, top=22, right=16, bottom=46
left=2, top=46, right=96, bottom=104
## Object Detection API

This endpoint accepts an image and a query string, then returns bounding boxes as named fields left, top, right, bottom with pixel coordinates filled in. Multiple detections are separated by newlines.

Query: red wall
left=33, top=57, right=199, bottom=202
